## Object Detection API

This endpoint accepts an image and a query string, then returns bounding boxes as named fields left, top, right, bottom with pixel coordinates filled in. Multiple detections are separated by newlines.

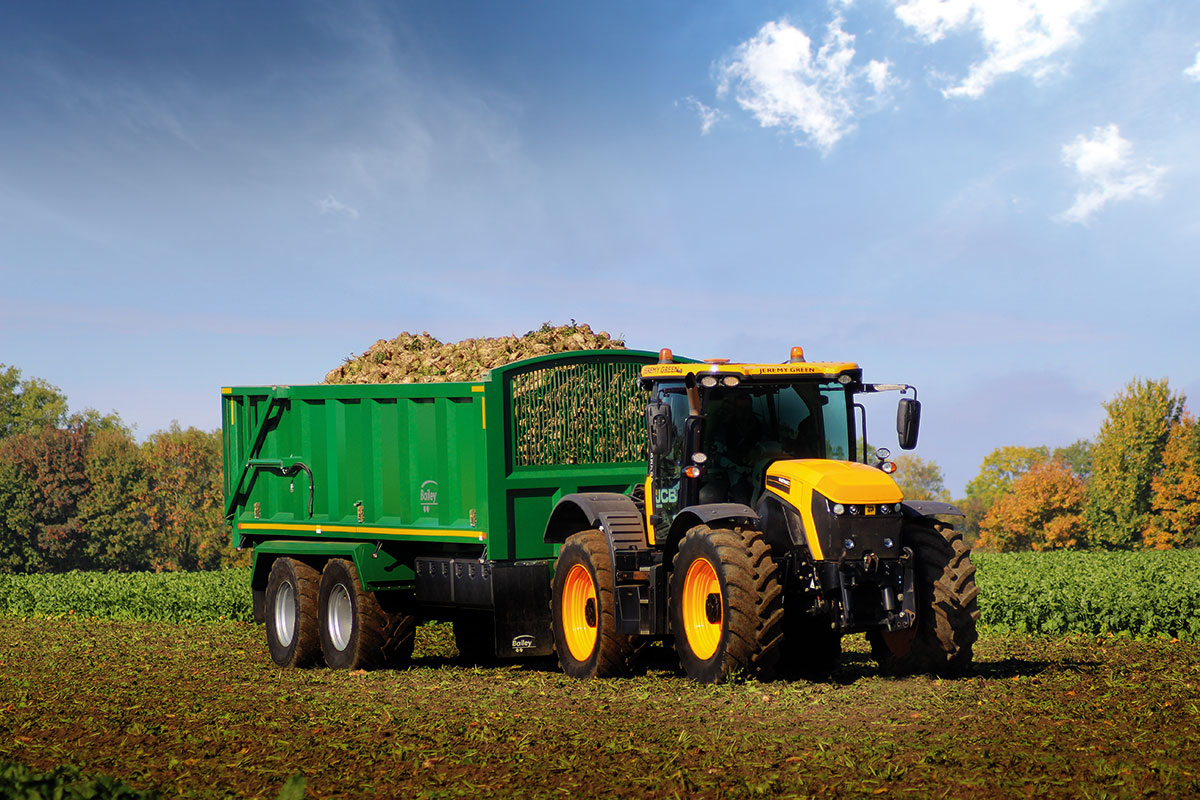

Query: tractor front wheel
left=869, top=520, right=979, bottom=677
left=670, top=525, right=784, bottom=683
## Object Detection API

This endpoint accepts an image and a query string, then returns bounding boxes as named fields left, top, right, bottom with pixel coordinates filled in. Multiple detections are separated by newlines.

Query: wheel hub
left=705, top=592, right=721, bottom=624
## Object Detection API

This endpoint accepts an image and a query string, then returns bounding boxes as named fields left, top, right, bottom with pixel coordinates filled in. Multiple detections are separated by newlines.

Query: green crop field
left=5, top=549, right=1200, bottom=639
left=3, top=551, right=1200, bottom=798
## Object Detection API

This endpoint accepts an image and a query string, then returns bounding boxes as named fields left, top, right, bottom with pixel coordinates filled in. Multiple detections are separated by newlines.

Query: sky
left=1, top=0, right=1198, bottom=495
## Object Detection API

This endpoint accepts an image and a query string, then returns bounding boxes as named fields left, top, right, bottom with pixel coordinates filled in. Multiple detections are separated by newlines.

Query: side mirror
left=646, top=401, right=674, bottom=455
left=896, top=398, right=921, bottom=450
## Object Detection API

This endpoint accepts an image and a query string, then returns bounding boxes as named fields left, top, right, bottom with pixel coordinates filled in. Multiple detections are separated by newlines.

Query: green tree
left=892, top=454, right=950, bottom=502
left=1052, top=439, right=1093, bottom=481
left=139, top=424, right=232, bottom=570
left=80, top=427, right=152, bottom=571
left=1143, top=411, right=1200, bottom=549
left=0, top=365, right=68, bottom=439
left=964, top=445, right=1050, bottom=509
left=1085, top=378, right=1182, bottom=549
left=977, top=459, right=1087, bottom=552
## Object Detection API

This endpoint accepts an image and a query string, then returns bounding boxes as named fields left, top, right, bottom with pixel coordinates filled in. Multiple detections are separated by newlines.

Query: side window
left=819, top=387, right=851, bottom=461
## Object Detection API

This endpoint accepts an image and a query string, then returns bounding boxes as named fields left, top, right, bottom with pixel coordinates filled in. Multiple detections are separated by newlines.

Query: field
left=3, top=551, right=1200, bottom=798
left=2, top=615, right=1199, bottom=799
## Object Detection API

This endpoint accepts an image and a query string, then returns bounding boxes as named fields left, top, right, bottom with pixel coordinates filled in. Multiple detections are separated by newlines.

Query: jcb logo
left=654, top=485, right=679, bottom=506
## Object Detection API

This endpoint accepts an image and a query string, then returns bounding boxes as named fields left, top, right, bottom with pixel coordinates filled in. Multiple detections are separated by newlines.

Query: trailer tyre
left=318, top=559, right=416, bottom=670
left=869, top=521, right=980, bottom=677
left=552, top=530, right=634, bottom=679
left=671, top=525, right=784, bottom=684
left=265, top=558, right=322, bottom=668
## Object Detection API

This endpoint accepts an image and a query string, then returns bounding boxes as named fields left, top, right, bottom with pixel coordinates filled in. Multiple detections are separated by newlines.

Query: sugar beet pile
left=324, top=322, right=626, bottom=384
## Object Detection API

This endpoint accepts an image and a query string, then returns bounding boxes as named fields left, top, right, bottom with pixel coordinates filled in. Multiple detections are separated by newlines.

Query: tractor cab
left=640, top=347, right=919, bottom=545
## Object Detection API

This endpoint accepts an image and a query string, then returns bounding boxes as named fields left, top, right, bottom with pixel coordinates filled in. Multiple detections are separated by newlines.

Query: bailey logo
left=511, top=634, right=535, bottom=652
left=420, top=479, right=438, bottom=513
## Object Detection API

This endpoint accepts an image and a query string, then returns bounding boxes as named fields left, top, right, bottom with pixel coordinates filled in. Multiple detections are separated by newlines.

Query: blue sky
left=1, top=0, right=1198, bottom=494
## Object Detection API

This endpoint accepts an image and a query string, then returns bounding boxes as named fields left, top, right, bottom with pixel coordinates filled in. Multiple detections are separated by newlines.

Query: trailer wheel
left=551, top=530, right=634, bottom=679
left=264, top=558, right=321, bottom=668
left=318, top=559, right=415, bottom=670
left=781, top=610, right=841, bottom=681
left=869, top=520, right=980, bottom=677
left=670, top=525, right=784, bottom=684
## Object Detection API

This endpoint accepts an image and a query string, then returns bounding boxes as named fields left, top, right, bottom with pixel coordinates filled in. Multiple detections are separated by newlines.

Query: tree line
left=3, top=364, right=1196, bottom=572
left=0, top=365, right=238, bottom=573
left=892, top=377, right=1199, bottom=551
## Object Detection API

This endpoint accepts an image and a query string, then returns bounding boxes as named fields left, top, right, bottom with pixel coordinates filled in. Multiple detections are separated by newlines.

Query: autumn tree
left=0, top=425, right=90, bottom=572
left=139, top=424, right=233, bottom=570
left=977, top=459, right=1087, bottom=552
left=0, top=364, right=68, bottom=440
left=1143, top=411, right=1200, bottom=549
left=1085, top=378, right=1182, bottom=548
left=892, top=454, right=950, bottom=501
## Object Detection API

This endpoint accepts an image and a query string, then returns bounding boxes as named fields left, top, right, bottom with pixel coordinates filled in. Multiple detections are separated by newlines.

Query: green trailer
left=224, top=345, right=978, bottom=682
left=223, top=349, right=669, bottom=668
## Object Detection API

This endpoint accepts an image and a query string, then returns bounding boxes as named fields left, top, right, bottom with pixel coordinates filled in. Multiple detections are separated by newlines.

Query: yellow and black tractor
left=546, top=346, right=979, bottom=683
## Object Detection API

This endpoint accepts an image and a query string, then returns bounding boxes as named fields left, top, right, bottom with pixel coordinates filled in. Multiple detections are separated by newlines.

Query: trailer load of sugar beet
left=323, top=322, right=626, bottom=384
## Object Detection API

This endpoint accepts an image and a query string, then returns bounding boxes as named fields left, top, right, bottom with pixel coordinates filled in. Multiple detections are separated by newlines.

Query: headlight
left=699, top=375, right=718, bottom=388
left=832, top=503, right=845, bottom=515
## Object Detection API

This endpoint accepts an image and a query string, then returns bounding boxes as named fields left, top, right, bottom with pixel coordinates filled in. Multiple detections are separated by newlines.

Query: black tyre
left=670, top=525, right=784, bottom=684
left=781, top=608, right=841, bottom=681
left=869, top=521, right=980, bottom=677
left=453, top=611, right=497, bottom=664
left=318, top=559, right=417, bottom=670
left=551, top=530, right=635, bottom=679
left=264, top=557, right=321, bottom=668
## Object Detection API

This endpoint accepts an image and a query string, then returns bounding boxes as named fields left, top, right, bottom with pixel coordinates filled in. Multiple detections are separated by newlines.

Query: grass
left=2, top=617, right=1198, bottom=799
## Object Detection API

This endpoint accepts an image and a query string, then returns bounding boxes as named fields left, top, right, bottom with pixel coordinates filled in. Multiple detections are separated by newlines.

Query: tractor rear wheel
left=318, top=559, right=416, bottom=670
left=264, top=557, right=321, bottom=668
left=869, top=520, right=979, bottom=677
left=670, top=525, right=784, bottom=683
left=551, top=530, right=635, bottom=679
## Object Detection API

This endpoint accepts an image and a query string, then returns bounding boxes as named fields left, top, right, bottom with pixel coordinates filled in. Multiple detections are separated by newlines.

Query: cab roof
left=639, top=360, right=861, bottom=381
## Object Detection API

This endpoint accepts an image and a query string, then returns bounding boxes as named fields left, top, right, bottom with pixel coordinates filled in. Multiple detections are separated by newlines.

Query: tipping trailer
left=222, top=347, right=978, bottom=682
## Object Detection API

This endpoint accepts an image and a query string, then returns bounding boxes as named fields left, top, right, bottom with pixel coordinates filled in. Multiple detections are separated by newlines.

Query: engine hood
left=765, top=459, right=903, bottom=505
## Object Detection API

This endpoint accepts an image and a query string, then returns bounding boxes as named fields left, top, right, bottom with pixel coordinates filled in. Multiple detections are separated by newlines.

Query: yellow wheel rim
left=682, top=557, right=722, bottom=661
left=562, top=564, right=598, bottom=662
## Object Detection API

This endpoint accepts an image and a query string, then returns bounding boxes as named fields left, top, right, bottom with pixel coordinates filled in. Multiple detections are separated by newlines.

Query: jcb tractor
left=547, top=347, right=979, bottom=683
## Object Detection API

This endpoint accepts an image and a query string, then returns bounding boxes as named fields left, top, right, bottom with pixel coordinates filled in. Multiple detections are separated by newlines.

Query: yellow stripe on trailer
left=237, top=522, right=487, bottom=541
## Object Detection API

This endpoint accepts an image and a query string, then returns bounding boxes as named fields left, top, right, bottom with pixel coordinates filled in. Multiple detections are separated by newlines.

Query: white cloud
left=1057, top=124, right=1166, bottom=224
left=716, top=17, right=895, bottom=153
left=892, top=0, right=1103, bottom=98
left=1185, top=49, right=1200, bottom=81
left=683, top=96, right=726, bottom=134
left=319, top=194, right=359, bottom=219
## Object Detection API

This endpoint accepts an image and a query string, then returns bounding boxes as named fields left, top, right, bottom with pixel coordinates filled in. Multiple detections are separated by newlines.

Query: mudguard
left=901, top=500, right=965, bottom=519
